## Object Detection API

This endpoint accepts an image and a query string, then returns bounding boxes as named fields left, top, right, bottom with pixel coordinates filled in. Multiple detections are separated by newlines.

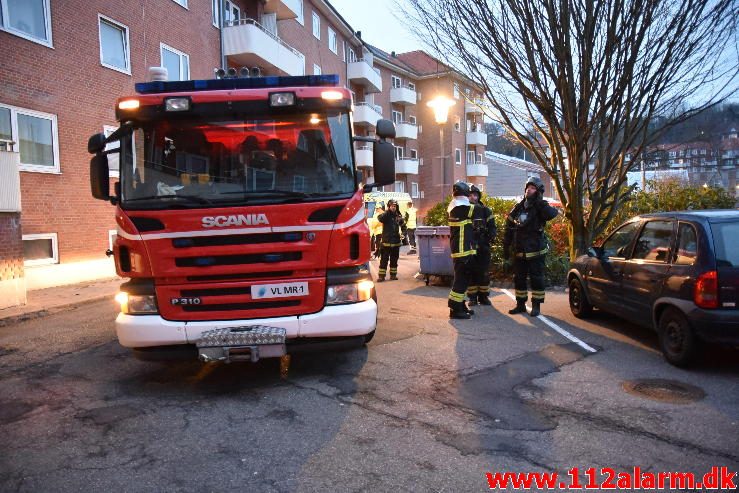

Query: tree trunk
left=568, top=217, right=589, bottom=260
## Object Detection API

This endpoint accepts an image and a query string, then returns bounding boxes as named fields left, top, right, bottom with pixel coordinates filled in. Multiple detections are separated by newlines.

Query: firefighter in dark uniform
left=466, top=185, right=497, bottom=306
left=377, top=199, right=405, bottom=282
left=503, top=176, right=559, bottom=316
left=448, top=181, right=477, bottom=319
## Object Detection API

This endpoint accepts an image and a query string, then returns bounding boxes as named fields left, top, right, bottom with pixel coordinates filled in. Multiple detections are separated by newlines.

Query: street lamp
left=427, top=95, right=455, bottom=200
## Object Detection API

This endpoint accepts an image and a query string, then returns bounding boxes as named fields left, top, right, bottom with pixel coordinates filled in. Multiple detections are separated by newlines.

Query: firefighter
left=404, top=201, right=418, bottom=254
left=503, top=176, right=559, bottom=317
left=370, top=205, right=384, bottom=259
left=377, top=199, right=405, bottom=281
left=448, top=181, right=477, bottom=319
left=466, top=185, right=497, bottom=306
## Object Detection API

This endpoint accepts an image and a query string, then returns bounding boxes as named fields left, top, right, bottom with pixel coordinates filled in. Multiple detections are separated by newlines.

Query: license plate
left=251, top=282, right=309, bottom=299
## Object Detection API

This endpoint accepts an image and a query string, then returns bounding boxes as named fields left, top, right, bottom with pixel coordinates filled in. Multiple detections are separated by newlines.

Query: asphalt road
left=1, top=253, right=737, bottom=492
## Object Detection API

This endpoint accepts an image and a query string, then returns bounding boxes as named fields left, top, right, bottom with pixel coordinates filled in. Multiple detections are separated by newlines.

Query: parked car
left=568, top=210, right=739, bottom=366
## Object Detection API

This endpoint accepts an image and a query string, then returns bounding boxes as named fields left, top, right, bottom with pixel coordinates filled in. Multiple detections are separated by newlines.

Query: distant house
left=485, top=151, right=560, bottom=203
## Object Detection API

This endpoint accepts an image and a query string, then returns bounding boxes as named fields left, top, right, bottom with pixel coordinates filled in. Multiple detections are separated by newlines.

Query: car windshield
left=711, top=220, right=739, bottom=267
left=118, top=111, right=355, bottom=208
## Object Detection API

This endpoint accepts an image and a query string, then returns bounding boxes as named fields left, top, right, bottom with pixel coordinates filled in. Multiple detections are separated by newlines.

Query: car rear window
left=711, top=221, right=739, bottom=267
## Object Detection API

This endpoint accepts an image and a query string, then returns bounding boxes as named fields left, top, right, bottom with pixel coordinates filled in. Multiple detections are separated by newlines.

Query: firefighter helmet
left=452, top=181, right=470, bottom=197
left=525, top=176, right=545, bottom=195
left=387, top=199, right=398, bottom=208
left=469, top=184, right=481, bottom=196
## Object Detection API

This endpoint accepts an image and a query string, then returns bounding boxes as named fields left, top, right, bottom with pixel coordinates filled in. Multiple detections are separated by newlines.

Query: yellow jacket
left=405, top=207, right=417, bottom=229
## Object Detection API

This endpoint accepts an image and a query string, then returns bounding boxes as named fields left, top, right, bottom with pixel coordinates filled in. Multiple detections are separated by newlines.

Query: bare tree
left=404, top=0, right=738, bottom=257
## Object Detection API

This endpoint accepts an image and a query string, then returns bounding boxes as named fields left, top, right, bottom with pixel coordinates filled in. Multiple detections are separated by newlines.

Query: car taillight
left=694, top=270, right=719, bottom=309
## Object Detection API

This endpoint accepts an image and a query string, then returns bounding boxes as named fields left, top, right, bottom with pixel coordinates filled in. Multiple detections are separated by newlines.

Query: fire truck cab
left=88, top=72, right=396, bottom=363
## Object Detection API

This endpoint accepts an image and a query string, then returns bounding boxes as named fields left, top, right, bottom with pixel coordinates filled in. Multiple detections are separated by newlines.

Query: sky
left=327, top=0, right=424, bottom=55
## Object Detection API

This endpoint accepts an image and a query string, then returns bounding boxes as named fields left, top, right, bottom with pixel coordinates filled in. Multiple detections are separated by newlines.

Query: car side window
left=601, top=221, right=640, bottom=258
left=632, top=220, right=673, bottom=262
left=674, top=222, right=698, bottom=265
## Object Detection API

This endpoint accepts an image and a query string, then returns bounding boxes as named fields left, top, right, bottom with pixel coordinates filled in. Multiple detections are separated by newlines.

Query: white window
left=410, top=149, right=418, bottom=159
left=0, top=0, right=53, bottom=46
left=211, top=0, right=220, bottom=27
left=171, top=0, right=187, bottom=7
left=408, top=115, right=416, bottom=125
left=453, top=83, right=460, bottom=99
left=477, top=153, right=483, bottom=163
left=342, top=40, right=346, bottom=62
left=0, top=103, right=59, bottom=173
left=467, top=150, right=475, bottom=163
left=408, top=82, right=416, bottom=91
left=98, top=15, right=130, bottom=74
left=161, top=43, right=190, bottom=81
left=394, top=146, right=404, bottom=159
left=22, top=233, right=58, bottom=266
left=328, top=27, right=337, bottom=54
left=312, top=11, right=320, bottom=39
left=454, top=115, right=461, bottom=132
left=224, top=0, right=240, bottom=25
left=411, top=182, right=419, bottom=198
left=455, top=148, right=462, bottom=165
left=347, top=47, right=357, bottom=63
left=392, top=110, right=403, bottom=124
left=391, top=75, right=402, bottom=89
left=419, top=158, right=423, bottom=166
left=313, top=64, right=321, bottom=75
left=296, top=0, right=304, bottom=25
left=477, top=183, right=484, bottom=192
left=394, top=181, right=405, bottom=193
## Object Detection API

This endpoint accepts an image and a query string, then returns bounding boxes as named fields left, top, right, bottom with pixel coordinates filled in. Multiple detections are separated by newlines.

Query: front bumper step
left=196, top=325, right=286, bottom=363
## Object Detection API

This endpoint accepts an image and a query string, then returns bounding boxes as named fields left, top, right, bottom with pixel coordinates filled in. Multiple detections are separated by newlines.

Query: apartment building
left=0, top=0, right=489, bottom=303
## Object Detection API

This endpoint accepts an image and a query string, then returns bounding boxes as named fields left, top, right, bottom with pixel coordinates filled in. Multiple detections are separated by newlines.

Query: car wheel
left=658, top=307, right=698, bottom=367
left=568, top=278, right=593, bottom=318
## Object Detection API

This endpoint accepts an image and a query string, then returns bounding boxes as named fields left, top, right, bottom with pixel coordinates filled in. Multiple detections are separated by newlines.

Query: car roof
left=637, top=209, right=739, bottom=222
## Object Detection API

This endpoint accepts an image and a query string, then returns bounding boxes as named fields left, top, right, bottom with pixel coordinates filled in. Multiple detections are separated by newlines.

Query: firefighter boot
left=464, top=303, right=475, bottom=316
left=390, top=275, right=398, bottom=281
left=449, top=302, right=471, bottom=320
left=477, top=293, right=492, bottom=306
left=508, top=300, right=527, bottom=314
left=377, top=276, right=385, bottom=282
left=529, top=301, right=541, bottom=317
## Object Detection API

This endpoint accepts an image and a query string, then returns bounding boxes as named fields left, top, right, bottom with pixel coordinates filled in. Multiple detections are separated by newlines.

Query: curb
left=0, top=293, right=115, bottom=328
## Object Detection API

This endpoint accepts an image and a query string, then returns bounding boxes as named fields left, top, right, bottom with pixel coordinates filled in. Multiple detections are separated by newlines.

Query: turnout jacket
left=447, top=197, right=476, bottom=258
left=378, top=210, right=405, bottom=246
left=503, top=197, right=559, bottom=257
left=472, top=204, right=497, bottom=252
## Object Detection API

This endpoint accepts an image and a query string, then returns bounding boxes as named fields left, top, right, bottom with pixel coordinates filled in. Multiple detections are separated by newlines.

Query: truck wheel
left=363, top=329, right=376, bottom=343
left=658, top=307, right=698, bottom=367
left=568, top=278, right=593, bottom=318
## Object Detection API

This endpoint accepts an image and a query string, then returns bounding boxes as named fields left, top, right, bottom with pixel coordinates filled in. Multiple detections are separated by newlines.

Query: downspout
left=219, top=0, right=225, bottom=70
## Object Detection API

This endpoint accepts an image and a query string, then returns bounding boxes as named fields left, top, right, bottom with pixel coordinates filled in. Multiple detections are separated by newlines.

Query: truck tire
left=568, top=278, right=593, bottom=318
left=658, top=307, right=698, bottom=367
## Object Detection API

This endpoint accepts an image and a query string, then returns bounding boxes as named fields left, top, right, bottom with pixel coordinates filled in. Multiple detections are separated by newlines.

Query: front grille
left=175, top=251, right=302, bottom=267
left=181, top=300, right=301, bottom=312
left=180, top=287, right=252, bottom=297
left=186, top=271, right=294, bottom=282
left=172, top=232, right=301, bottom=248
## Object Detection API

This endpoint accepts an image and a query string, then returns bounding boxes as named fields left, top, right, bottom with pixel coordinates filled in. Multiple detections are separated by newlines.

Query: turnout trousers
left=513, top=254, right=546, bottom=303
left=379, top=245, right=400, bottom=279
left=448, top=257, right=473, bottom=309
left=466, top=249, right=491, bottom=301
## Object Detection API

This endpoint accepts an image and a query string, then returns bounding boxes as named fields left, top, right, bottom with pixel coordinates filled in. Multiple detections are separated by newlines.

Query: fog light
left=270, top=92, right=295, bottom=107
left=115, top=292, right=159, bottom=315
left=165, top=97, right=190, bottom=112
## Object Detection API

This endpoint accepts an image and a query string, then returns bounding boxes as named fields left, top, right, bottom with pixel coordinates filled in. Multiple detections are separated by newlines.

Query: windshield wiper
left=124, top=194, right=213, bottom=205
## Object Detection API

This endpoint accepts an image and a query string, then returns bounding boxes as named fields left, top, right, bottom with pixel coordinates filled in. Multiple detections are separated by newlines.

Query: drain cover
left=622, top=379, right=705, bottom=404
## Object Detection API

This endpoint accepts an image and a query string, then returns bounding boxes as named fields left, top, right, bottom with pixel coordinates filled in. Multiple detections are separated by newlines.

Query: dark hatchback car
left=568, top=210, right=739, bottom=366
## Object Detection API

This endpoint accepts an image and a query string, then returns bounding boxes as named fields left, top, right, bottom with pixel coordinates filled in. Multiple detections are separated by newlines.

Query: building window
left=394, top=146, right=404, bottom=160
left=161, top=43, right=190, bottom=81
left=224, top=0, right=240, bottom=25
left=312, top=11, right=320, bottom=39
left=22, top=233, right=58, bottom=266
left=392, top=110, right=403, bottom=124
left=477, top=183, right=484, bottom=192
left=98, top=15, right=130, bottom=74
left=211, top=0, right=220, bottom=27
left=0, top=0, right=53, bottom=46
left=0, top=103, right=60, bottom=173
left=455, top=148, right=462, bottom=165
left=410, top=149, right=418, bottom=159
left=394, top=181, right=405, bottom=193
left=419, top=158, right=423, bottom=166
left=296, top=0, right=304, bottom=25
left=454, top=115, right=461, bottom=132
left=408, top=115, right=416, bottom=125
left=347, top=47, right=356, bottom=63
left=411, top=182, right=419, bottom=198
left=477, top=153, right=483, bottom=163
left=313, top=64, right=321, bottom=75
left=467, top=150, right=475, bottom=163
left=453, top=83, right=460, bottom=99
left=171, top=0, right=187, bottom=7
left=408, top=82, right=416, bottom=91
left=342, top=40, right=346, bottom=62
left=328, top=27, right=337, bottom=54
left=391, top=75, right=402, bottom=89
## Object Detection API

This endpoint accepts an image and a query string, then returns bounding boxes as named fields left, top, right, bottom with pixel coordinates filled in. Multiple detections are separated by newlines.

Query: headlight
left=326, top=280, right=374, bottom=305
left=115, top=292, right=159, bottom=315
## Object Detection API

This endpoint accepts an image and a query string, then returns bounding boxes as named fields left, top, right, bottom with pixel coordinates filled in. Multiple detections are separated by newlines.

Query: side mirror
left=375, top=119, right=395, bottom=140
left=371, top=140, right=395, bottom=186
left=88, top=132, right=107, bottom=154
left=90, top=153, right=110, bottom=201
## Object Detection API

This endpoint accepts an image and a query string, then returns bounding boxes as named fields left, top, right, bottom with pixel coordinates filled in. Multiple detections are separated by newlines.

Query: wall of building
left=0, top=213, right=25, bottom=309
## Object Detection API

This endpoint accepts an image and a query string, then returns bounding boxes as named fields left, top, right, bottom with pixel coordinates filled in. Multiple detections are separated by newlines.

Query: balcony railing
left=395, top=157, right=419, bottom=175
left=353, top=102, right=383, bottom=127
left=348, top=59, right=382, bottom=93
left=466, top=162, right=488, bottom=177
left=390, top=86, right=417, bottom=106
left=466, top=130, right=487, bottom=146
left=394, top=121, right=418, bottom=140
left=355, top=145, right=373, bottom=168
left=223, top=18, right=304, bottom=76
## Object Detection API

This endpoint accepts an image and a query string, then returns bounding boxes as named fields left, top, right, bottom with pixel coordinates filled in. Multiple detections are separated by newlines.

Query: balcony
left=223, top=19, right=304, bottom=76
left=390, top=86, right=417, bottom=106
left=465, top=99, right=484, bottom=115
left=466, top=163, right=488, bottom=177
left=355, top=146, right=373, bottom=169
left=348, top=59, right=382, bottom=93
left=395, top=158, right=419, bottom=175
left=467, top=130, right=487, bottom=146
left=353, top=102, right=383, bottom=127
left=394, top=122, right=417, bottom=140
left=263, top=0, right=301, bottom=20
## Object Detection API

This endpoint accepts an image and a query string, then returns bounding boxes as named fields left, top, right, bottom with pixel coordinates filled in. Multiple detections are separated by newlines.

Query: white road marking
left=501, top=289, right=597, bottom=353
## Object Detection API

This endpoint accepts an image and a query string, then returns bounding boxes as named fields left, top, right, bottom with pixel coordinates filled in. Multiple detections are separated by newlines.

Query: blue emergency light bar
left=135, top=74, right=341, bottom=95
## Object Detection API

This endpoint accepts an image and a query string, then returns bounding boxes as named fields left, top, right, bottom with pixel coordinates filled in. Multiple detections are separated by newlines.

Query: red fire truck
left=88, top=73, right=396, bottom=362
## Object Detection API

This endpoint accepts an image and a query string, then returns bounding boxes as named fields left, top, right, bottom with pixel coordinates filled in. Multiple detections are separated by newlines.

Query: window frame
left=631, top=219, right=674, bottom=263
left=312, top=11, right=320, bottom=39
left=601, top=220, right=641, bottom=259
left=455, top=148, right=462, bottom=165
left=296, top=0, right=304, bottom=25
left=98, top=14, right=131, bottom=75
left=22, top=232, right=58, bottom=266
left=673, top=221, right=699, bottom=266
left=391, top=75, right=402, bottom=89
left=170, top=0, right=188, bottom=8
left=160, top=42, right=190, bottom=81
left=327, top=26, right=337, bottom=54
left=411, top=182, right=419, bottom=198
left=211, top=0, right=220, bottom=27
left=0, top=0, right=53, bottom=48
left=0, top=102, right=60, bottom=174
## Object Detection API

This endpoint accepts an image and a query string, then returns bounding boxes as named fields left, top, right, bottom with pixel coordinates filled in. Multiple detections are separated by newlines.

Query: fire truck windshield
left=118, top=110, right=356, bottom=209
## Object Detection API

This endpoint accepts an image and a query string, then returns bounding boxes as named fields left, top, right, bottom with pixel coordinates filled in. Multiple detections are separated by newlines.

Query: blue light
left=135, top=75, right=341, bottom=95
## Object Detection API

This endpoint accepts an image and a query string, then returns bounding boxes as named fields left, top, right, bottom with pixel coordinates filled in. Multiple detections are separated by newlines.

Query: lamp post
left=427, top=96, right=455, bottom=202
